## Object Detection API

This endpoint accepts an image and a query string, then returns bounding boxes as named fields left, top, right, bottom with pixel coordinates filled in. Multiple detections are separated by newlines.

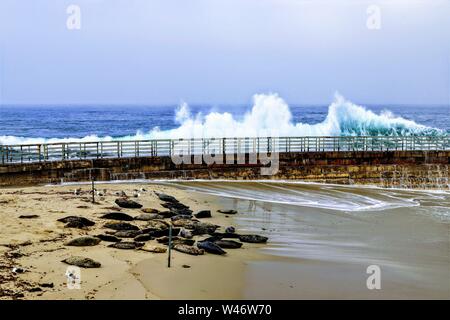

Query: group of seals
left=58, top=194, right=269, bottom=270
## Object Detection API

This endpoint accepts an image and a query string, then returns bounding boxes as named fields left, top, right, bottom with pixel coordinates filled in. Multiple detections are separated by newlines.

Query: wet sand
left=0, top=181, right=449, bottom=299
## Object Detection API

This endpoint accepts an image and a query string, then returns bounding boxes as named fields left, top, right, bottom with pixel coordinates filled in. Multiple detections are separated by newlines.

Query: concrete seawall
left=0, top=150, right=449, bottom=188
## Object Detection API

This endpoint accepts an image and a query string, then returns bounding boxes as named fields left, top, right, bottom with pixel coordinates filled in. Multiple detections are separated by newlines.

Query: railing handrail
left=1, top=135, right=449, bottom=165
left=0, top=135, right=447, bottom=148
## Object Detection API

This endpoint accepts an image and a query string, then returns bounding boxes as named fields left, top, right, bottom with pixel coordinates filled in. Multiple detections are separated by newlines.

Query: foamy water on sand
left=168, top=181, right=450, bottom=299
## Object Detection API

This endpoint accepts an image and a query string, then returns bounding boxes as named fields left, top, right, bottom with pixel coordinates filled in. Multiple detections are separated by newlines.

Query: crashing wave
left=0, top=93, right=444, bottom=145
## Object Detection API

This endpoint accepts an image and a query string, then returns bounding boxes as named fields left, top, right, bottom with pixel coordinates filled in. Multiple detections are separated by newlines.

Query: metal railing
left=1, top=136, right=449, bottom=164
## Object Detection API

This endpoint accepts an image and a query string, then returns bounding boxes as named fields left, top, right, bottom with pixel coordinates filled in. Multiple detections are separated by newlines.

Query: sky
left=0, top=0, right=449, bottom=106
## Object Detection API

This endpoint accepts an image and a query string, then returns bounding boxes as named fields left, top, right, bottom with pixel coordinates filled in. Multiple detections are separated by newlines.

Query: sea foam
left=0, top=93, right=443, bottom=145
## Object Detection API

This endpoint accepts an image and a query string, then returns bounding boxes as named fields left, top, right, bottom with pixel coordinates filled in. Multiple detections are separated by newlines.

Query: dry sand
left=0, top=183, right=270, bottom=300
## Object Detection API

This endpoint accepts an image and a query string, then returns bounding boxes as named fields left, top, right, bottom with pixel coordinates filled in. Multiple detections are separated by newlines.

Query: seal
left=57, top=216, right=95, bottom=227
left=173, top=244, right=204, bottom=256
left=100, top=212, right=134, bottom=221
left=62, top=256, right=101, bottom=268
left=238, top=234, right=268, bottom=243
left=197, top=241, right=226, bottom=255
left=108, top=241, right=145, bottom=250
left=64, top=236, right=101, bottom=247
left=95, top=234, right=121, bottom=242
left=134, top=234, right=153, bottom=242
left=134, top=213, right=164, bottom=221
left=115, top=198, right=143, bottom=209
left=139, top=245, right=167, bottom=253
left=104, top=222, right=139, bottom=231
left=114, top=230, right=143, bottom=238
left=141, top=208, right=160, bottom=213
left=194, top=210, right=212, bottom=218
left=217, top=209, right=237, bottom=215
left=214, top=239, right=243, bottom=249
left=155, top=193, right=179, bottom=203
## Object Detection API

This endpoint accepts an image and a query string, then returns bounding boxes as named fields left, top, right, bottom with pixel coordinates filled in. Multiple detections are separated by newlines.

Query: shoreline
left=0, top=182, right=275, bottom=300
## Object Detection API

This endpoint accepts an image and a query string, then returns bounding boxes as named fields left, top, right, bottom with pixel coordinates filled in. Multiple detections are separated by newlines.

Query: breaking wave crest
left=0, top=93, right=444, bottom=145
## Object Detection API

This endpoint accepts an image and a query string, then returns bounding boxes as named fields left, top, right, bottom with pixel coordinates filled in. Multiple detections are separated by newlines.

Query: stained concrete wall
left=0, top=151, right=449, bottom=188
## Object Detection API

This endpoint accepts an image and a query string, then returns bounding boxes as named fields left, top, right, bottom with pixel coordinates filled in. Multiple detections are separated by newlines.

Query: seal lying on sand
left=139, top=245, right=167, bottom=253
left=197, top=241, right=227, bottom=255
left=65, top=236, right=101, bottom=247
left=108, top=242, right=144, bottom=250
left=115, top=198, right=143, bottom=209
left=134, top=213, right=164, bottom=221
left=57, top=216, right=95, bottom=227
left=141, top=208, right=160, bottom=213
left=217, top=209, right=237, bottom=215
left=239, top=235, right=268, bottom=243
left=95, top=234, right=121, bottom=242
left=100, top=212, right=134, bottom=221
left=155, top=193, right=179, bottom=203
left=114, top=230, right=143, bottom=238
left=62, top=256, right=101, bottom=268
left=214, top=239, right=243, bottom=249
left=174, top=244, right=204, bottom=256
left=134, top=234, right=153, bottom=242
left=194, top=210, right=211, bottom=218
left=104, top=222, right=139, bottom=231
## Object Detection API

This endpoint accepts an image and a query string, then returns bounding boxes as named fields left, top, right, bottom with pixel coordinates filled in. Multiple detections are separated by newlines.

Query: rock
left=95, top=234, right=122, bottom=242
left=57, top=216, right=95, bottom=227
left=141, top=208, right=159, bottom=213
left=108, top=242, right=144, bottom=250
left=133, top=234, right=153, bottom=242
left=134, top=213, right=164, bottom=221
left=115, top=198, right=142, bottom=209
left=12, top=267, right=25, bottom=273
left=62, top=256, right=101, bottom=268
left=218, top=209, right=237, bottom=215
left=197, top=241, right=227, bottom=255
left=173, top=244, right=204, bottom=256
left=139, top=245, right=167, bottom=253
left=156, top=193, right=179, bottom=203
left=178, top=228, right=193, bottom=239
left=18, top=214, right=39, bottom=219
left=114, top=230, right=143, bottom=238
left=238, top=234, right=268, bottom=243
left=104, top=222, right=139, bottom=231
left=64, top=236, right=101, bottom=246
left=225, top=226, right=236, bottom=234
left=214, top=239, right=243, bottom=249
left=194, top=210, right=211, bottom=218
left=100, top=212, right=134, bottom=221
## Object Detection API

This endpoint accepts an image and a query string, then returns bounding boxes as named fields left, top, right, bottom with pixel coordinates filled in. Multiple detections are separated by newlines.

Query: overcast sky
left=0, top=0, right=449, bottom=105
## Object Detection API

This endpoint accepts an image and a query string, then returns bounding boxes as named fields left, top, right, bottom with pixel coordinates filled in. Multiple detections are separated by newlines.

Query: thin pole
left=91, top=175, right=95, bottom=203
left=167, top=225, right=172, bottom=268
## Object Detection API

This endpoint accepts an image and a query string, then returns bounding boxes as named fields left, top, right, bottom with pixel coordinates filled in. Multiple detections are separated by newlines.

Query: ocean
left=0, top=94, right=449, bottom=144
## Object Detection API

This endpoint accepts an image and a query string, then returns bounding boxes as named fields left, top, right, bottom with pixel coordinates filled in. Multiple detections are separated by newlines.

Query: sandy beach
left=0, top=182, right=273, bottom=300
left=0, top=181, right=449, bottom=300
